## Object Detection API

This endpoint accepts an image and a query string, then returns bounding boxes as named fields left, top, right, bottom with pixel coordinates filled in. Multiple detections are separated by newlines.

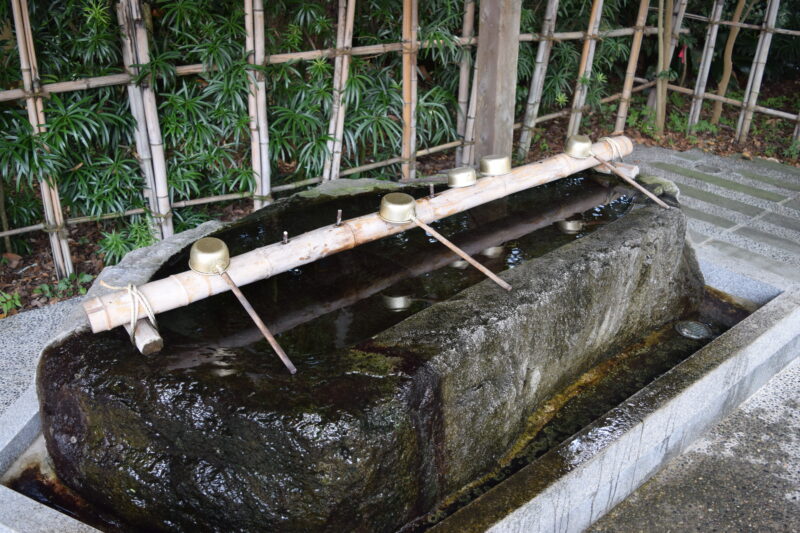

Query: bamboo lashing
left=83, top=136, right=635, bottom=334
left=11, top=0, right=74, bottom=278
left=735, top=0, right=781, bottom=144
left=518, top=0, right=559, bottom=158
left=400, top=0, right=419, bottom=182
left=455, top=0, right=476, bottom=167
left=566, top=0, right=605, bottom=138
left=687, top=0, right=725, bottom=130
left=613, top=0, right=650, bottom=134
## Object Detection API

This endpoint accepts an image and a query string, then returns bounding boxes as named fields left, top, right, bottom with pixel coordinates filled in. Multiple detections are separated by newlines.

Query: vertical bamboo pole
left=517, top=0, right=559, bottom=159
left=566, top=0, right=604, bottom=138
left=735, top=0, right=780, bottom=144
left=613, top=0, right=650, bottom=134
left=321, top=0, right=348, bottom=182
left=455, top=0, right=476, bottom=166
left=325, top=0, right=357, bottom=181
left=253, top=0, right=271, bottom=207
left=665, top=0, right=688, bottom=67
left=648, top=0, right=687, bottom=110
left=400, top=0, right=418, bottom=182
left=244, top=0, right=260, bottom=209
left=461, top=64, right=479, bottom=166
left=687, top=0, right=725, bottom=129
left=11, top=0, right=73, bottom=277
left=655, top=0, right=667, bottom=135
left=118, top=0, right=160, bottom=238
left=124, top=0, right=173, bottom=237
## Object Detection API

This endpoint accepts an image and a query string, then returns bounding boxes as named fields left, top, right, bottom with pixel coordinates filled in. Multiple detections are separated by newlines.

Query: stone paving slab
left=589, top=354, right=800, bottom=533
left=631, top=147, right=800, bottom=294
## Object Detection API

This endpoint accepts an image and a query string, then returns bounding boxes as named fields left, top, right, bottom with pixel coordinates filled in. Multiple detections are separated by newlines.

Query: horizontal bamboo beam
left=0, top=27, right=671, bottom=103
left=665, top=83, right=799, bottom=121
left=82, top=136, right=634, bottom=333
left=682, top=12, right=800, bottom=37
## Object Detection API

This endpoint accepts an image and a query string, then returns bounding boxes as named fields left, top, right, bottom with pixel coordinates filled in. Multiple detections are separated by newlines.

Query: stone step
left=700, top=239, right=800, bottom=283
left=675, top=182, right=764, bottom=217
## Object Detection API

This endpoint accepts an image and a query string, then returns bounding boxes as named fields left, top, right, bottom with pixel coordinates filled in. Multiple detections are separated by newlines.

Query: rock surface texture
left=37, top=185, right=703, bottom=532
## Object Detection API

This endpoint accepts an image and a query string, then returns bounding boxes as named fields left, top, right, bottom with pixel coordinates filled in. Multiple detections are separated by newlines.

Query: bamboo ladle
left=379, top=193, right=512, bottom=291
left=189, top=237, right=298, bottom=374
left=565, top=135, right=670, bottom=210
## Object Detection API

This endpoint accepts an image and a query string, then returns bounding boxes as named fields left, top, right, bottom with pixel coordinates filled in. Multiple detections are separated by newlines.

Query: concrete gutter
left=433, top=285, right=800, bottom=533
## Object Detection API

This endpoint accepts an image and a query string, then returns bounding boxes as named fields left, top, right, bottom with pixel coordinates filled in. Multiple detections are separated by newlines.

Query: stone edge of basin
left=432, top=284, right=800, bottom=533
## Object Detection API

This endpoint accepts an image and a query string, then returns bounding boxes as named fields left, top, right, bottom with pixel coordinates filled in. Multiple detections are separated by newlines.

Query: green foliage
left=784, top=140, right=800, bottom=161
left=97, top=218, right=155, bottom=265
left=34, top=272, right=94, bottom=299
left=0, top=291, right=22, bottom=314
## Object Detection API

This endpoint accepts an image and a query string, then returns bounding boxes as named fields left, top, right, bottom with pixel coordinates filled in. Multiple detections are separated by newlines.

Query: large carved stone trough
left=34, top=174, right=703, bottom=532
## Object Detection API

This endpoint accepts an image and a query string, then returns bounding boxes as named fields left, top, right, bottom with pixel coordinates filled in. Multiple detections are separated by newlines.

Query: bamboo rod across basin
left=83, top=136, right=634, bottom=333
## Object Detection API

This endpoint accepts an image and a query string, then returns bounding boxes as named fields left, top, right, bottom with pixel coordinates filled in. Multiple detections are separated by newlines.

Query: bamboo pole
left=10, top=0, right=73, bottom=278
left=455, top=0, right=476, bottom=167
left=613, top=0, right=651, bottom=134
left=461, top=64, right=479, bottom=166
left=325, top=0, right=357, bottom=182
left=735, top=0, right=781, bottom=144
left=400, top=0, right=419, bottom=182
left=517, top=0, right=559, bottom=159
left=83, top=136, right=635, bottom=333
left=117, top=1, right=161, bottom=238
left=649, top=0, right=687, bottom=112
left=251, top=0, right=271, bottom=209
left=655, top=0, right=666, bottom=134
left=682, top=12, right=800, bottom=36
left=687, top=0, right=726, bottom=130
left=0, top=27, right=679, bottom=104
left=566, top=0, right=605, bottom=138
left=123, top=0, right=173, bottom=238
left=321, top=0, right=348, bottom=182
left=244, top=0, right=259, bottom=211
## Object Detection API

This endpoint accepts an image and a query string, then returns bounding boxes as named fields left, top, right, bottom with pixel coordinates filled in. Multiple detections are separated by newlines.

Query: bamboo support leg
left=219, top=271, right=297, bottom=374
left=518, top=0, right=559, bottom=158
left=400, top=0, right=418, bottom=182
left=613, top=0, right=650, bottom=134
left=11, top=0, right=73, bottom=277
left=413, top=217, right=512, bottom=291
left=566, top=0, right=604, bottom=138
left=455, top=0, right=476, bottom=167
left=735, top=0, right=781, bottom=144
left=687, top=0, right=725, bottom=130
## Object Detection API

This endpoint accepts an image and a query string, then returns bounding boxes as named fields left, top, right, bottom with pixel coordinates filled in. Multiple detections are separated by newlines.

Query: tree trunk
left=711, top=0, right=749, bottom=124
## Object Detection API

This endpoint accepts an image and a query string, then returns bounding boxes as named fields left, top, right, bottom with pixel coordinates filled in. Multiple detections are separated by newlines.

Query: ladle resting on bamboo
left=83, top=136, right=636, bottom=335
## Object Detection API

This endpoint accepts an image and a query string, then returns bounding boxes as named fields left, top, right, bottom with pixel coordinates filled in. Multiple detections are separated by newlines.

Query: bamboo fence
left=1, top=1, right=799, bottom=276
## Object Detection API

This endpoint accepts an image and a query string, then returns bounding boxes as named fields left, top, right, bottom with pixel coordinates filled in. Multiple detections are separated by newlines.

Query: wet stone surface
left=37, top=178, right=701, bottom=532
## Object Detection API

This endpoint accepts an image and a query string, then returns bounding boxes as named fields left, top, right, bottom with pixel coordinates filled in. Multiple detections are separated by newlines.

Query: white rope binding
left=99, top=281, right=158, bottom=344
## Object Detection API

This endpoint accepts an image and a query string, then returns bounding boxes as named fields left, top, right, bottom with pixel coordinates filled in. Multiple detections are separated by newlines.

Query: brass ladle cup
left=565, top=135, right=670, bottom=210
left=379, top=193, right=512, bottom=291
left=189, top=237, right=297, bottom=374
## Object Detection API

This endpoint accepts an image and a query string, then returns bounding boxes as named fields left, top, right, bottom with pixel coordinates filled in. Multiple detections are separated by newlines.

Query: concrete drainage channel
left=0, top=238, right=797, bottom=531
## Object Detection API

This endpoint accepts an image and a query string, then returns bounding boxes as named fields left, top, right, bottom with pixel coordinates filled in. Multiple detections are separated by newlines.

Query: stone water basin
left=32, top=176, right=711, bottom=531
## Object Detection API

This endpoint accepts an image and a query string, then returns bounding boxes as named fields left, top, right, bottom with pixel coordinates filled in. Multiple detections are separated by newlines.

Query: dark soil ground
left=3, top=79, right=799, bottom=316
